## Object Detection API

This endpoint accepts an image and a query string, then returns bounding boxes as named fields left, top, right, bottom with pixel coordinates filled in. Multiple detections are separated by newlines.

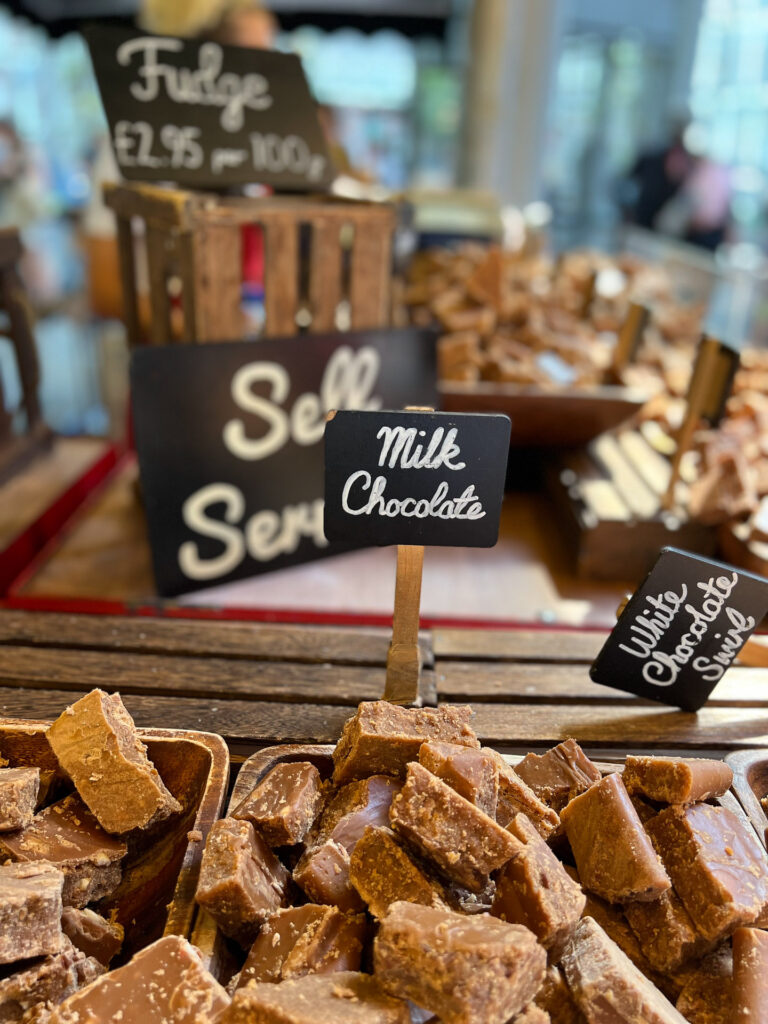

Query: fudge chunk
left=222, top=971, right=410, bottom=1024
left=732, top=927, right=768, bottom=1023
left=389, top=763, right=521, bottom=893
left=236, top=905, right=366, bottom=989
left=560, top=917, right=687, bottom=1024
left=293, top=841, right=364, bottom=912
left=332, top=702, right=478, bottom=784
left=316, top=775, right=401, bottom=850
left=514, top=1007, right=549, bottom=1024
left=0, top=794, right=126, bottom=908
left=675, top=972, right=732, bottom=1024
left=374, top=901, right=546, bottom=1024
left=647, top=803, right=768, bottom=943
left=491, top=813, right=585, bottom=956
left=0, top=769, right=39, bottom=831
left=46, top=690, right=181, bottom=834
left=534, top=966, right=586, bottom=1024
left=418, top=741, right=498, bottom=816
left=624, top=889, right=705, bottom=972
left=623, top=755, right=733, bottom=805
left=61, top=908, right=123, bottom=966
left=0, top=942, right=86, bottom=1022
left=195, top=817, right=290, bottom=946
left=349, top=826, right=446, bottom=918
left=515, top=740, right=601, bottom=813
left=486, top=750, right=560, bottom=839
left=49, top=935, right=230, bottom=1024
left=232, top=762, right=325, bottom=847
left=560, top=773, right=670, bottom=903
left=0, top=862, right=63, bottom=964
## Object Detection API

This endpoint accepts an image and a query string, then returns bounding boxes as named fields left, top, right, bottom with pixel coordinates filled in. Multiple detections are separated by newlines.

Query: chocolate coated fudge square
left=560, top=917, right=688, bottom=1024
left=648, top=803, right=768, bottom=943
left=236, top=905, right=366, bottom=989
left=0, top=862, right=63, bottom=965
left=332, top=702, right=478, bottom=784
left=233, top=762, right=325, bottom=847
left=46, top=690, right=181, bottom=834
left=374, top=901, right=546, bottom=1024
left=534, top=966, right=586, bottom=1024
left=49, top=935, right=230, bottom=1024
left=223, top=971, right=410, bottom=1024
left=0, top=794, right=126, bottom=908
left=418, top=741, right=498, bottom=816
left=486, top=750, right=560, bottom=839
left=389, top=763, right=521, bottom=893
left=0, top=769, right=39, bottom=832
left=349, top=826, right=446, bottom=918
left=515, top=740, right=601, bottom=813
left=732, top=927, right=768, bottom=1023
left=293, top=841, right=364, bottom=912
left=623, top=756, right=733, bottom=805
left=624, top=890, right=705, bottom=972
left=195, top=817, right=289, bottom=946
left=560, top=773, right=670, bottom=903
left=61, top=908, right=123, bottom=966
left=491, top=813, right=585, bottom=957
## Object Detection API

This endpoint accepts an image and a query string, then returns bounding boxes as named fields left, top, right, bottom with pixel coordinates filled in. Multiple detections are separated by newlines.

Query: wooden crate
left=104, top=182, right=396, bottom=345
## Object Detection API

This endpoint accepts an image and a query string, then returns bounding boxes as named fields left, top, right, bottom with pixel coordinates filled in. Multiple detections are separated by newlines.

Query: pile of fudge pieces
left=3, top=696, right=768, bottom=1023
left=0, top=688, right=183, bottom=1022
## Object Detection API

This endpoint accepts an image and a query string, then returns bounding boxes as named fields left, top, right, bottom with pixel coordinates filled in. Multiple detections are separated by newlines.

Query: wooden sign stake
left=384, top=544, right=425, bottom=706
left=605, top=301, right=649, bottom=384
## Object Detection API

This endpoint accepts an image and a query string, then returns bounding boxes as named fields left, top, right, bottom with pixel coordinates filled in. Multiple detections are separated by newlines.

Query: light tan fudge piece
left=418, top=741, right=498, bottom=816
left=61, top=908, right=123, bottom=966
left=349, top=826, right=447, bottom=918
left=389, top=762, right=521, bottom=893
left=49, top=935, right=230, bottom=1024
left=195, top=817, right=290, bottom=946
left=515, top=740, right=601, bottom=813
left=560, top=916, right=688, bottom=1024
left=534, top=966, right=586, bottom=1024
left=560, top=773, right=670, bottom=903
left=513, top=1006, right=550, bottom=1024
left=491, top=812, right=585, bottom=957
left=232, top=762, right=325, bottom=847
left=0, top=769, right=39, bottom=831
left=485, top=749, right=560, bottom=839
left=624, top=889, right=707, bottom=972
left=373, top=901, right=546, bottom=1024
left=622, top=756, right=733, bottom=804
left=221, top=971, right=410, bottom=1024
left=46, top=690, right=181, bottom=834
left=293, top=840, right=364, bottom=912
left=332, top=702, right=478, bottom=784
left=732, top=927, right=768, bottom=1023
left=0, top=862, right=64, bottom=964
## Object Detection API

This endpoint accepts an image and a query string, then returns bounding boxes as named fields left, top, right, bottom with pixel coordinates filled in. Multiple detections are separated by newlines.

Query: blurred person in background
left=621, top=124, right=693, bottom=233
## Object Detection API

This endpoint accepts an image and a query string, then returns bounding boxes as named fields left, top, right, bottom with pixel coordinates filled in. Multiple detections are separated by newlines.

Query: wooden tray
left=0, top=719, right=229, bottom=960
left=726, top=750, right=768, bottom=849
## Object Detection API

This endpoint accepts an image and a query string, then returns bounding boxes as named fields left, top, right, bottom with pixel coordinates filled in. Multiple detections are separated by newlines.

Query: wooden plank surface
left=433, top=627, right=606, bottom=663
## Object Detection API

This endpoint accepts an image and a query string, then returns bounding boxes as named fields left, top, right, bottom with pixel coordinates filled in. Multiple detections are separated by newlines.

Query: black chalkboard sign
left=590, top=547, right=768, bottom=711
left=324, top=410, right=510, bottom=548
left=131, top=328, right=437, bottom=596
left=85, top=25, right=334, bottom=191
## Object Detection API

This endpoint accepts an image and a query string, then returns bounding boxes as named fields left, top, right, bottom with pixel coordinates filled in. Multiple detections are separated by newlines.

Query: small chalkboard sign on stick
left=590, top=547, right=768, bottom=711
left=324, top=408, right=511, bottom=704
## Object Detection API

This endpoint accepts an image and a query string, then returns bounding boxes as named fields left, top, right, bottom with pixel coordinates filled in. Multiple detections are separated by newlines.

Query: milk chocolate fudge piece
left=49, top=935, right=230, bottom=1024
left=560, top=773, right=670, bottom=903
left=647, top=803, right=768, bottom=943
left=293, top=841, right=364, bottom=913
left=0, top=795, right=126, bottom=908
left=233, top=762, right=325, bottom=847
left=0, top=862, right=63, bottom=966
left=195, top=817, right=290, bottom=945
left=389, top=763, right=521, bottom=893
left=491, top=813, right=585, bottom=957
left=675, top=973, right=732, bottom=1024
left=223, top=971, right=410, bottom=1024
left=0, top=769, right=39, bottom=831
left=60, top=908, right=123, bottom=966
left=732, top=927, right=768, bottom=1022
left=418, top=742, right=498, bottom=816
left=534, top=967, right=586, bottom=1024
left=485, top=750, right=560, bottom=839
left=236, top=905, right=366, bottom=989
left=317, top=776, right=401, bottom=850
left=374, top=901, right=546, bottom=1024
left=46, top=690, right=181, bottom=834
left=560, top=917, right=688, bottom=1024
left=332, top=702, right=478, bottom=784
left=349, top=826, right=446, bottom=918
left=624, top=890, right=704, bottom=973
left=515, top=740, right=601, bottom=813
left=0, top=943, right=85, bottom=1023
left=623, top=756, right=733, bottom=805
